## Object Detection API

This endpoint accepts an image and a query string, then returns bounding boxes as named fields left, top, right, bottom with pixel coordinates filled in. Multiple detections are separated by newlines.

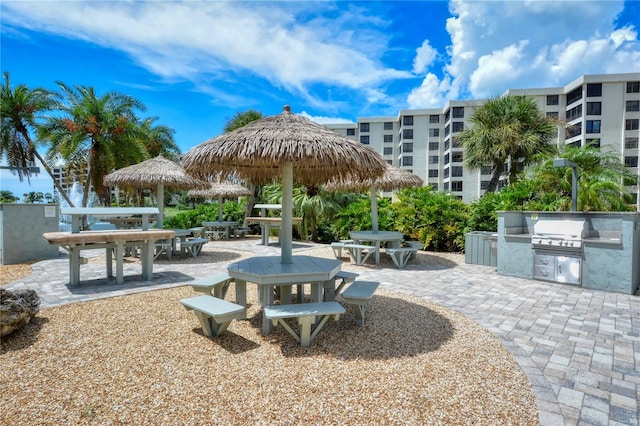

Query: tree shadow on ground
left=0, top=316, right=50, bottom=354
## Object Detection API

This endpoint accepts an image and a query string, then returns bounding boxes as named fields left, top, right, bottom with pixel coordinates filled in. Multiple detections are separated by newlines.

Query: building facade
left=325, top=73, right=640, bottom=207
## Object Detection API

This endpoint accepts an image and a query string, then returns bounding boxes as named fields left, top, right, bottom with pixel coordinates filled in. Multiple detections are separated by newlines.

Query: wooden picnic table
left=42, top=229, right=174, bottom=285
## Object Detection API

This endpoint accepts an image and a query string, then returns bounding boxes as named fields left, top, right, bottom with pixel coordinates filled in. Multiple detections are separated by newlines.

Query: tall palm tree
left=222, top=109, right=264, bottom=222
left=39, top=82, right=147, bottom=206
left=139, top=117, right=180, bottom=159
left=0, top=72, right=75, bottom=206
left=459, top=95, right=556, bottom=194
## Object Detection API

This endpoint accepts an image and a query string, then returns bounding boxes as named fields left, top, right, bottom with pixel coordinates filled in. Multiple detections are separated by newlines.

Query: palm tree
left=534, top=144, right=635, bottom=211
left=39, top=82, right=147, bottom=206
left=459, top=95, right=556, bottom=194
left=139, top=117, right=180, bottom=159
left=0, top=72, right=75, bottom=206
left=222, top=109, right=264, bottom=221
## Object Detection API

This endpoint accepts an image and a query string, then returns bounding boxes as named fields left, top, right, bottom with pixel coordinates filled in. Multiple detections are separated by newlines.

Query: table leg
left=115, top=241, right=124, bottom=284
left=323, top=278, right=336, bottom=302
left=141, top=240, right=154, bottom=280
left=261, top=284, right=275, bottom=334
left=235, top=278, right=247, bottom=307
left=375, top=242, right=381, bottom=265
left=106, top=247, right=113, bottom=278
left=69, top=247, right=80, bottom=286
left=310, top=283, right=322, bottom=303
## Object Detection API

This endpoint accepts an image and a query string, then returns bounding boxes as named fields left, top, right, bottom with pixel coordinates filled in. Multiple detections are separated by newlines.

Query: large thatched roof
left=103, top=155, right=206, bottom=189
left=325, top=164, right=424, bottom=192
left=181, top=106, right=387, bottom=186
left=187, top=182, right=251, bottom=198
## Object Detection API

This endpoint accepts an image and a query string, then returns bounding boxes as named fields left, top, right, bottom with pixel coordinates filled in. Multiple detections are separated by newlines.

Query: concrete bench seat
left=264, top=302, right=345, bottom=348
left=330, top=240, right=354, bottom=258
left=235, top=227, right=252, bottom=238
left=334, top=270, right=359, bottom=294
left=188, top=227, right=205, bottom=238
left=385, top=247, right=419, bottom=269
left=340, top=281, right=380, bottom=326
left=180, top=295, right=246, bottom=337
left=189, top=272, right=233, bottom=299
left=205, top=230, right=227, bottom=240
left=181, top=238, right=208, bottom=257
left=342, top=243, right=377, bottom=266
left=154, top=240, right=173, bottom=260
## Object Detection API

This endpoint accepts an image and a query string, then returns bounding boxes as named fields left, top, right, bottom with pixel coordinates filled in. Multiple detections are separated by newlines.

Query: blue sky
left=1, top=0, right=639, bottom=198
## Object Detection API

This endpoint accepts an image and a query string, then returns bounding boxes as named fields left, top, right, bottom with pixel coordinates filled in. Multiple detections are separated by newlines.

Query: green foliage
left=0, top=190, right=19, bottom=203
left=465, top=192, right=501, bottom=233
left=163, top=201, right=247, bottom=229
left=391, top=187, right=469, bottom=252
left=330, top=196, right=394, bottom=240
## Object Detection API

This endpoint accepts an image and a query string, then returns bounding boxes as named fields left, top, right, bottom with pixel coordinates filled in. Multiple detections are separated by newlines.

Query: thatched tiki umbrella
left=103, top=155, right=206, bottom=229
left=187, top=181, right=251, bottom=222
left=325, top=164, right=423, bottom=232
left=182, top=106, right=387, bottom=264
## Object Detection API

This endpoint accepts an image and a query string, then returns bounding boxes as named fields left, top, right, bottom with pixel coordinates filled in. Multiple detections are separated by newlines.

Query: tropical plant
left=222, top=109, right=264, bottom=221
left=331, top=196, right=394, bottom=240
left=0, top=190, right=19, bottom=203
left=39, top=82, right=147, bottom=206
left=138, top=117, right=180, bottom=160
left=459, top=95, right=556, bottom=193
left=0, top=72, right=75, bottom=206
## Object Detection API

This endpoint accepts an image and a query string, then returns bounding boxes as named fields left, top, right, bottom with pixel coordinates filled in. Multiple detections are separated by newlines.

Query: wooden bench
left=189, top=272, right=233, bottom=299
left=180, top=295, right=246, bottom=337
left=263, top=302, right=345, bottom=348
left=385, top=247, right=419, bottom=269
left=342, top=243, right=377, bottom=266
left=181, top=238, right=208, bottom=257
left=340, top=281, right=380, bottom=326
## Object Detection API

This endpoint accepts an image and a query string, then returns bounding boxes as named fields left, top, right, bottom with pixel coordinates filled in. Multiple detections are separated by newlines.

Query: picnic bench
left=42, top=229, right=175, bottom=285
left=180, top=295, right=246, bottom=337
left=181, top=238, right=209, bottom=257
left=189, top=272, right=233, bottom=299
left=339, top=281, right=380, bottom=326
left=342, top=243, right=377, bottom=266
left=264, top=301, right=345, bottom=348
left=385, top=247, right=419, bottom=269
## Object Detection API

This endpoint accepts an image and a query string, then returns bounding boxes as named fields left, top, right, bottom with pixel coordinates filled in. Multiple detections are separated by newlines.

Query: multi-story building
left=325, top=73, right=640, bottom=208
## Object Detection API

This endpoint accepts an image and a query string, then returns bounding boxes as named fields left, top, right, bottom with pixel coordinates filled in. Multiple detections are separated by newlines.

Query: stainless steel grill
left=531, top=219, right=587, bottom=285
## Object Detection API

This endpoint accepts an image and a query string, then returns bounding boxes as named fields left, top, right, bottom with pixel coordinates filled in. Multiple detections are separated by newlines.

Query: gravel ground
left=0, top=243, right=538, bottom=425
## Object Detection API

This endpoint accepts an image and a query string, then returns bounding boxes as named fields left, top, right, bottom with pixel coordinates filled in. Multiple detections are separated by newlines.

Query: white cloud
left=420, top=0, right=639, bottom=103
left=413, top=40, right=438, bottom=74
left=1, top=1, right=411, bottom=103
left=407, top=73, right=452, bottom=109
left=299, top=111, right=354, bottom=125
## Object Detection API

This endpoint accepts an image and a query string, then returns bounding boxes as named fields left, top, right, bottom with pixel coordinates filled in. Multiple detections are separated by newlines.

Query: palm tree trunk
left=244, top=184, right=257, bottom=226
left=484, top=164, right=505, bottom=194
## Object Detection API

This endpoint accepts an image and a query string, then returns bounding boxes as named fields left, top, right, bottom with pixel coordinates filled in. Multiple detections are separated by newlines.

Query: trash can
left=465, top=231, right=498, bottom=267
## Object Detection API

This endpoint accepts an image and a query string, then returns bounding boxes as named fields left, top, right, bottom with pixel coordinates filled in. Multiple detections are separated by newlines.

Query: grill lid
left=533, top=219, right=588, bottom=239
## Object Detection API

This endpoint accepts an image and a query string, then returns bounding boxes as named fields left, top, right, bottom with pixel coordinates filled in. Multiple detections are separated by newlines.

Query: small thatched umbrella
left=182, top=106, right=387, bottom=263
left=325, top=164, right=423, bottom=232
left=187, top=181, right=251, bottom=222
left=103, top=155, right=207, bottom=228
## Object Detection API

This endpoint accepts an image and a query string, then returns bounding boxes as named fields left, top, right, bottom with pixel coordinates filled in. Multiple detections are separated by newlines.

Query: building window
left=627, top=81, right=640, bottom=93
left=626, top=100, right=640, bottom=112
left=452, top=107, right=464, bottom=118
left=428, top=142, right=439, bottom=151
left=430, top=183, right=438, bottom=191
left=625, top=156, right=639, bottom=167
left=360, top=123, right=370, bottom=132
left=452, top=166, right=463, bottom=177
left=567, top=122, right=582, bottom=138
left=444, top=125, right=450, bottom=136
left=429, top=155, right=439, bottom=164
left=429, top=128, right=440, bottom=137
left=451, top=181, right=463, bottom=192
left=403, top=116, right=413, bottom=126
left=443, top=182, right=449, bottom=191
left=452, top=121, right=464, bottom=133
left=403, top=129, right=413, bottom=139
left=546, top=95, right=559, bottom=105
left=444, top=139, right=450, bottom=150
left=451, top=137, right=461, bottom=148
left=428, top=169, right=438, bottom=177
left=444, top=168, right=450, bottom=178
left=586, top=139, right=600, bottom=148
left=383, top=134, right=393, bottom=143
left=452, top=152, right=464, bottom=162
left=444, top=153, right=450, bottom=165
left=547, top=111, right=559, bottom=119
left=360, top=135, right=370, bottom=144
left=383, top=147, right=393, bottom=155
left=586, top=102, right=601, bottom=115
left=346, top=128, right=355, bottom=136
left=383, top=122, right=393, bottom=130
left=586, top=120, right=601, bottom=134
left=402, top=156, right=413, bottom=167
left=429, top=114, right=440, bottom=123
left=481, top=165, right=492, bottom=175
left=625, top=137, right=639, bottom=149
left=566, top=87, right=582, bottom=105
left=386, top=159, right=393, bottom=165
left=586, top=83, right=602, bottom=97
left=626, top=119, right=640, bottom=131
left=402, top=142, right=413, bottom=153
left=566, top=104, right=582, bottom=121
left=480, top=181, right=490, bottom=190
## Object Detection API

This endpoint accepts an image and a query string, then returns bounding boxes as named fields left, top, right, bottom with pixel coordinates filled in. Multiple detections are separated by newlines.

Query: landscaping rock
left=0, top=288, right=40, bottom=337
